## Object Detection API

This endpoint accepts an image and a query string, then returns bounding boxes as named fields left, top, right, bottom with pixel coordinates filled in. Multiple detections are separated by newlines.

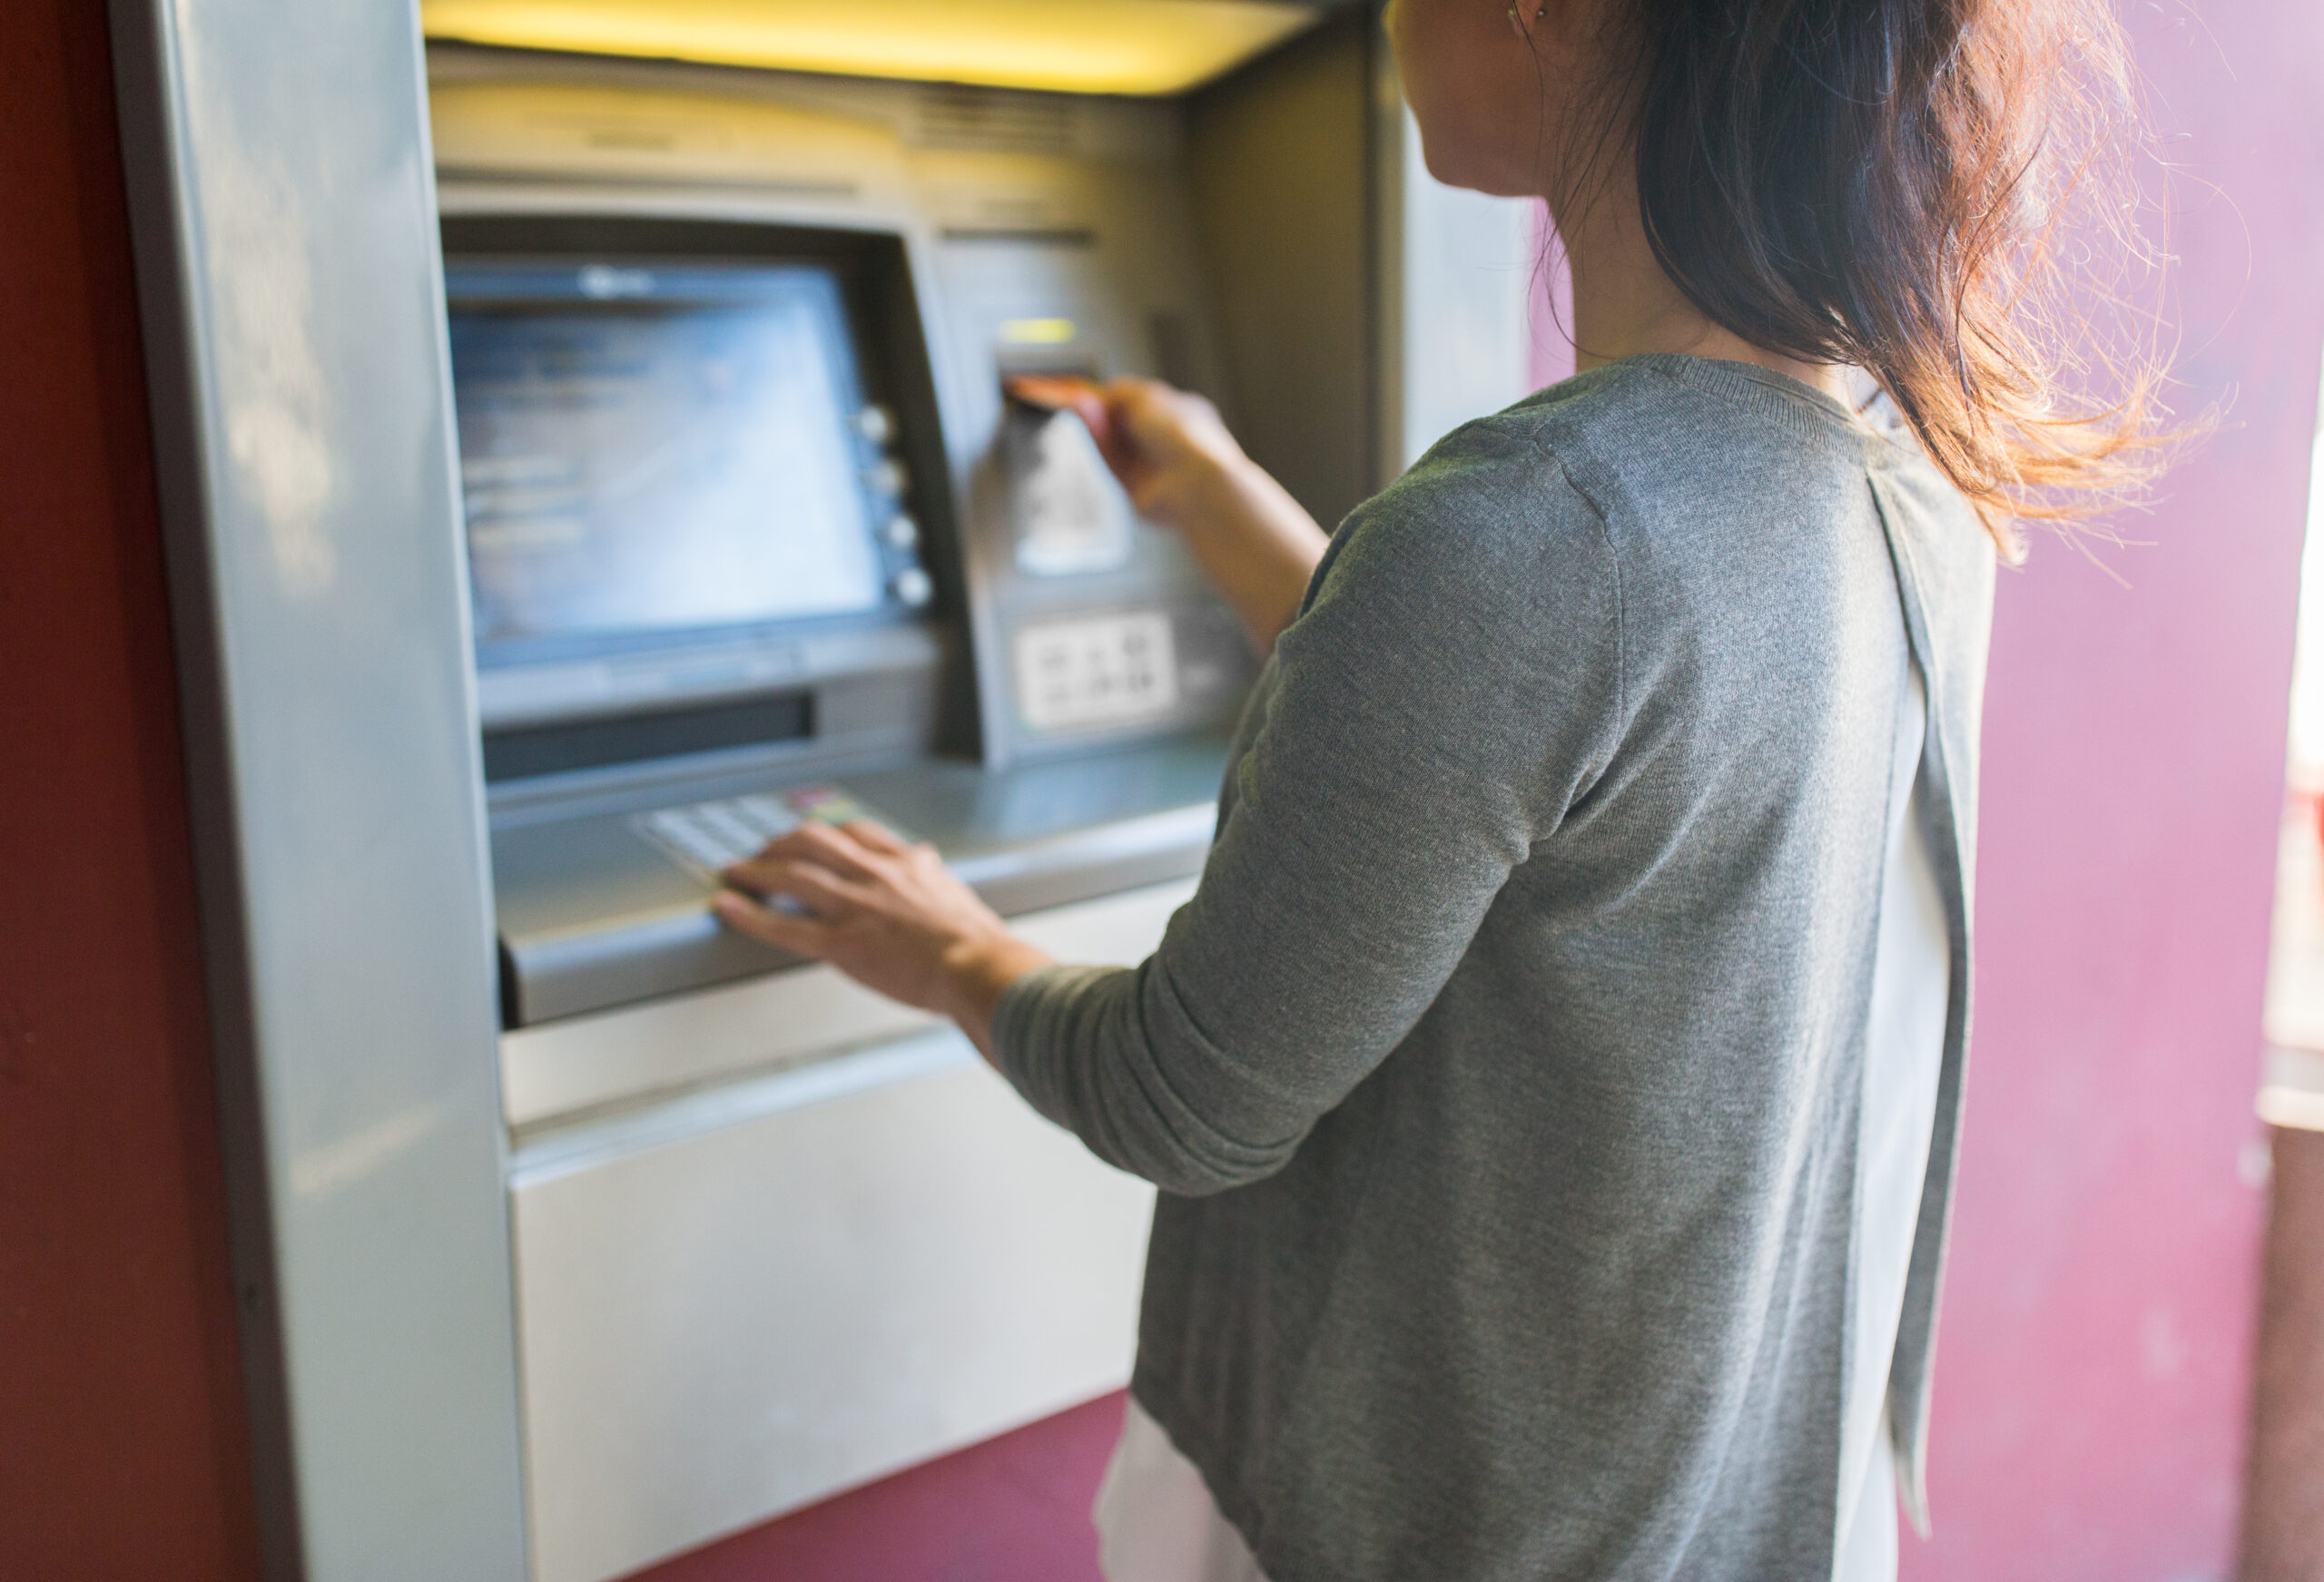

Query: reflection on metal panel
left=108, top=0, right=528, bottom=1574
left=513, top=1037, right=1156, bottom=1582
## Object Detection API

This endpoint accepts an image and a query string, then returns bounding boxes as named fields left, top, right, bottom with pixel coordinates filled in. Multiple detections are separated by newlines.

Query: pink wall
left=638, top=5, right=2324, bottom=1577
left=1529, top=199, right=1578, bottom=392
left=1906, top=2, right=2324, bottom=1576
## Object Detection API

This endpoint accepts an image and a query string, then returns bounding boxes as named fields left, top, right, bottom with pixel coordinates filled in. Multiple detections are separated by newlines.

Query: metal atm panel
left=512, top=1051, right=1155, bottom=1582
left=431, top=60, right=1259, bottom=1034
left=503, top=877, right=1191, bottom=1582
left=427, top=50, right=1258, bottom=1582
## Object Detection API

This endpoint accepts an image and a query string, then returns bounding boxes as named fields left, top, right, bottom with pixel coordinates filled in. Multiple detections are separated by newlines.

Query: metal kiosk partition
left=111, top=3, right=1534, bottom=1578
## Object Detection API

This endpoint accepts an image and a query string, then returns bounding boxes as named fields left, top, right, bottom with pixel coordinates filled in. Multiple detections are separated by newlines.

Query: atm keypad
left=634, top=785, right=878, bottom=878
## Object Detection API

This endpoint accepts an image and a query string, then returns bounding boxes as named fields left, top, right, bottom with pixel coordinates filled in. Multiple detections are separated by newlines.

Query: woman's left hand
left=714, top=820, right=1053, bottom=1058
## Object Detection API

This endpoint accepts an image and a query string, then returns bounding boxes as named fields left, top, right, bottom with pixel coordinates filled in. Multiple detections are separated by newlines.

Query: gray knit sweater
left=993, top=355, right=1995, bottom=1582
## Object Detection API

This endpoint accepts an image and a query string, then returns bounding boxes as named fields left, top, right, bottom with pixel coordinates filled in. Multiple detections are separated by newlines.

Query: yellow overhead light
left=1000, top=318, right=1079, bottom=345
left=420, top=0, right=1329, bottom=98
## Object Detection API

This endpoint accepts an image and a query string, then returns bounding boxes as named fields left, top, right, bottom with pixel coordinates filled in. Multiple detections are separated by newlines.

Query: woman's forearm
left=1079, top=379, right=1330, bottom=653
left=1171, top=454, right=1332, bottom=653
left=937, top=931, right=1057, bottom=1065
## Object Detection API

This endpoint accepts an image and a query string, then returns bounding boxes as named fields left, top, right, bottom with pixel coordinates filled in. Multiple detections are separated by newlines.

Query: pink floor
left=630, top=1393, right=1127, bottom=1582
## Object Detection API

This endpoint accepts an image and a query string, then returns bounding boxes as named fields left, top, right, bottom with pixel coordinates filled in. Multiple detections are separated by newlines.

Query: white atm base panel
left=506, top=880, right=1189, bottom=1582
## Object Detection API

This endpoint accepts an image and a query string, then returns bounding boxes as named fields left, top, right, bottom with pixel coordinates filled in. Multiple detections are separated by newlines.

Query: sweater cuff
left=990, top=961, right=1118, bottom=1131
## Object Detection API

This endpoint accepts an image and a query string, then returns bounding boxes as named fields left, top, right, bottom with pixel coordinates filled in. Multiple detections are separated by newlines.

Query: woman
left=714, top=0, right=2167, bottom=1576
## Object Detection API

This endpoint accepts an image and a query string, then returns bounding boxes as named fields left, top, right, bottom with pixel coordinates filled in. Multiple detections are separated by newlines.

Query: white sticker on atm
left=1012, top=411, right=1136, bottom=577
left=1013, top=611, right=1178, bottom=733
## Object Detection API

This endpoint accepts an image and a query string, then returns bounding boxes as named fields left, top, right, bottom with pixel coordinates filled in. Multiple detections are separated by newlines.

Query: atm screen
left=447, top=263, right=898, bottom=650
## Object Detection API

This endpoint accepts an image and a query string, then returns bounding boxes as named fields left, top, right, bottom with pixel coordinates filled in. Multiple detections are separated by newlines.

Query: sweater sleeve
left=992, top=425, right=1623, bottom=1195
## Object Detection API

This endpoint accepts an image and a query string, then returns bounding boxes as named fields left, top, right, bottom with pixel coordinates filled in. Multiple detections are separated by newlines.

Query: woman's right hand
left=1069, top=380, right=1245, bottom=531
left=1058, top=378, right=1333, bottom=653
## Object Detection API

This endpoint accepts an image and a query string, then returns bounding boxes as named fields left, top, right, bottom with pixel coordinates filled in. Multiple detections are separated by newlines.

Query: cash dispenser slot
left=480, top=690, right=816, bottom=782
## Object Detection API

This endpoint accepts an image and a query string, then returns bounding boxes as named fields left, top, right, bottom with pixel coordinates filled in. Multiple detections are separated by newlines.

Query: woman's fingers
left=1101, top=379, right=1167, bottom=467
left=734, top=819, right=883, bottom=881
left=1078, top=388, right=1143, bottom=480
left=1065, top=389, right=1131, bottom=477
left=722, top=853, right=867, bottom=916
left=1001, top=372, right=1140, bottom=486
left=838, top=818, right=911, bottom=857
left=712, top=848, right=886, bottom=958
left=711, top=889, right=830, bottom=956
left=1106, top=378, right=1222, bottom=457
left=707, top=809, right=1042, bottom=1038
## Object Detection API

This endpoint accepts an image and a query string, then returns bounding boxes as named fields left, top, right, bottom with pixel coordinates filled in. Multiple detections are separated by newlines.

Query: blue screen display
left=448, top=264, right=888, bottom=649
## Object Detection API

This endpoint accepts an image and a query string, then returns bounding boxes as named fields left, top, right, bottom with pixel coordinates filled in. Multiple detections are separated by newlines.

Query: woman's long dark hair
left=1582, top=0, right=2174, bottom=551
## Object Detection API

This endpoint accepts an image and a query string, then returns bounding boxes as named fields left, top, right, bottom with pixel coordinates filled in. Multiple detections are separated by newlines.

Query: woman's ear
left=1524, top=0, right=1598, bottom=53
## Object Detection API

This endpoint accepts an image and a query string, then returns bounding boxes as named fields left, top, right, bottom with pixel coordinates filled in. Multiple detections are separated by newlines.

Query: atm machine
left=107, top=3, right=1531, bottom=1577
left=423, top=14, right=1534, bottom=1580
left=431, top=53, right=1269, bottom=1582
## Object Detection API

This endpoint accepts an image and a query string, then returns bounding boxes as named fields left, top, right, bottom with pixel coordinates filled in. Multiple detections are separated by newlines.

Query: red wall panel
left=0, top=1, right=261, bottom=1576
